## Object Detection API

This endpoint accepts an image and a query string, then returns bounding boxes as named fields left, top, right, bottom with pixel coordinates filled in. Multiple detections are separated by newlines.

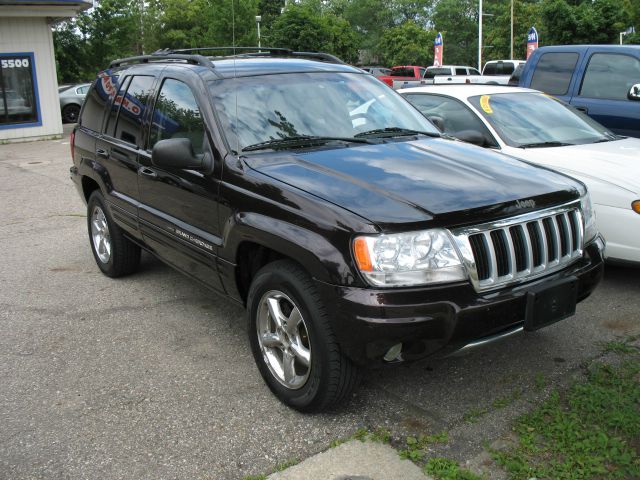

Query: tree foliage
left=54, top=0, right=640, bottom=83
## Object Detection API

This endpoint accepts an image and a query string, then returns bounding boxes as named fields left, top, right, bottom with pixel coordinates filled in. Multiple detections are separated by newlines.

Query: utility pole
left=510, top=0, right=514, bottom=60
left=478, top=0, right=483, bottom=71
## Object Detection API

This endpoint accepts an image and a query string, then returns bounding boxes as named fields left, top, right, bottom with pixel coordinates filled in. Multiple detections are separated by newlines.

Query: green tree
left=377, top=20, right=435, bottom=66
left=268, top=4, right=359, bottom=62
left=432, top=0, right=478, bottom=66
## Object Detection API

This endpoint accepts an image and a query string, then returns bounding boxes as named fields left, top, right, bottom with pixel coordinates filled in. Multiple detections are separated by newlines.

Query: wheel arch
left=221, top=213, right=360, bottom=304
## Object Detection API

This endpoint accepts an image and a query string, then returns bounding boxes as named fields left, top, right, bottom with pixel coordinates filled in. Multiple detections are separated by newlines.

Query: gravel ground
left=1, top=127, right=638, bottom=479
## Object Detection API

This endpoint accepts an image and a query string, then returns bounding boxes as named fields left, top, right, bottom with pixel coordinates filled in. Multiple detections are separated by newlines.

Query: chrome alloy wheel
left=90, top=206, right=111, bottom=264
left=256, top=290, right=312, bottom=390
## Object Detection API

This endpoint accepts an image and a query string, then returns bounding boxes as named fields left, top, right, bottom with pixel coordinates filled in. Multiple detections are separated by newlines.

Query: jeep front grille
left=450, top=202, right=584, bottom=292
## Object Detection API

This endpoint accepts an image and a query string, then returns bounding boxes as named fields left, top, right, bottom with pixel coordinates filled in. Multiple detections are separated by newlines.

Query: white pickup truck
left=424, top=65, right=484, bottom=85
left=481, top=60, right=526, bottom=84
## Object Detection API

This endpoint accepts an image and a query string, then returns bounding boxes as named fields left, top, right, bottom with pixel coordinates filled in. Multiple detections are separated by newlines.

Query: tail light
left=70, top=130, right=75, bottom=162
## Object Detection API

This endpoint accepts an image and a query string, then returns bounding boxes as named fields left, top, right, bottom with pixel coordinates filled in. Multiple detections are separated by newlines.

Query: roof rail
left=109, top=53, right=214, bottom=69
left=161, top=47, right=346, bottom=65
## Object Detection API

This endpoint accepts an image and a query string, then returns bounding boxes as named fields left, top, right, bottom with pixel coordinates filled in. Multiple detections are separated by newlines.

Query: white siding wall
left=0, top=17, right=63, bottom=141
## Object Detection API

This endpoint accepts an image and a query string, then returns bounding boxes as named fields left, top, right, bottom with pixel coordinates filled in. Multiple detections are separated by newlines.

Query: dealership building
left=0, top=0, right=90, bottom=142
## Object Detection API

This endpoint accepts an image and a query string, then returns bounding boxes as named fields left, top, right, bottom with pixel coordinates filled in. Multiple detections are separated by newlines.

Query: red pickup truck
left=378, top=66, right=427, bottom=89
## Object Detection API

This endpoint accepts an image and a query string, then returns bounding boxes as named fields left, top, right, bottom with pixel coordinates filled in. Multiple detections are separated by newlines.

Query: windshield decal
left=480, top=95, right=493, bottom=114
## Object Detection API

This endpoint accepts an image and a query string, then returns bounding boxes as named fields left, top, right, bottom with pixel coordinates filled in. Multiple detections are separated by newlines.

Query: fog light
left=383, top=343, right=403, bottom=362
left=632, top=200, right=640, bottom=214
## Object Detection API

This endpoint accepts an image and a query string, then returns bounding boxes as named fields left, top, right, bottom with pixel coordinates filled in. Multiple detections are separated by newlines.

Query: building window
left=0, top=52, right=40, bottom=128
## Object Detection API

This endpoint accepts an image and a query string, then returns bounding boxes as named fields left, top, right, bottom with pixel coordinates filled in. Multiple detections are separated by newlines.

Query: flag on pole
left=526, top=27, right=539, bottom=60
left=434, top=33, right=443, bottom=67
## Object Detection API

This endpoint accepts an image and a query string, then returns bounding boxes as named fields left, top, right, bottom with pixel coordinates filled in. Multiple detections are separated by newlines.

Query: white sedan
left=400, top=85, right=640, bottom=265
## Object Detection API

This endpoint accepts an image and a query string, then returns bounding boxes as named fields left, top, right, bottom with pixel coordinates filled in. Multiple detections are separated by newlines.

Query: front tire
left=247, top=260, right=361, bottom=412
left=87, top=190, right=140, bottom=277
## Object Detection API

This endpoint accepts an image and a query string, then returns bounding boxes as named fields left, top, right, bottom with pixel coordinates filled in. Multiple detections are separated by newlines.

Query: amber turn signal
left=353, top=237, right=373, bottom=272
left=633, top=200, right=640, bottom=214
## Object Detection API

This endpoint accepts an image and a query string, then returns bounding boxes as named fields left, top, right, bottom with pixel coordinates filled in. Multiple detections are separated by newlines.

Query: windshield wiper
left=592, top=133, right=620, bottom=143
left=242, top=135, right=374, bottom=152
left=354, top=127, right=441, bottom=139
left=518, top=141, right=574, bottom=148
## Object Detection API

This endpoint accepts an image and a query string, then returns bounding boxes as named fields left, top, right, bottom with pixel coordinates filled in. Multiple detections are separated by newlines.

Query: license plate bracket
left=524, top=276, right=578, bottom=331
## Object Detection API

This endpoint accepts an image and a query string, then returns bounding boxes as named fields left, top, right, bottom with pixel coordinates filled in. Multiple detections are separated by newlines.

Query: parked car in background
left=401, top=84, right=640, bottom=265
left=360, top=66, right=391, bottom=78
left=423, top=65, right=483, bottom=85
left=59, top=83, right=90, bottom=123
left=377, top=65, right=426, bottom=89
left=482, top=60, right=525, bottom=84
left=518, top=45, right=640, bottom=137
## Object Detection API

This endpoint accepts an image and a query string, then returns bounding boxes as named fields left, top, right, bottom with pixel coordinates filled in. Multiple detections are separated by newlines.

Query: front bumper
left=316, top=236, right=605, bottom=366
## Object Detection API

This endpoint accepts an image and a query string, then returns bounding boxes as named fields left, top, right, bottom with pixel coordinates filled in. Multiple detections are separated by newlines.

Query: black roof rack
left=109, top=53, right=214, bottom=69
left=108, top=47, right=346, bottom=70
left=160, top=47, right=346, bottom=65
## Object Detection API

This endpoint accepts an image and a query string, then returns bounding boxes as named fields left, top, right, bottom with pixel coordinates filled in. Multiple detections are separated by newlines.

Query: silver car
left=59, top=83, right=90, bottom=123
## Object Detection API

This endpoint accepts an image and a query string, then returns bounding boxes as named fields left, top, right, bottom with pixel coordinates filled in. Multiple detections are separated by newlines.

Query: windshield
left=209, top=72, right=438, bottom=152
left=468, top=92, right=615, bottom=147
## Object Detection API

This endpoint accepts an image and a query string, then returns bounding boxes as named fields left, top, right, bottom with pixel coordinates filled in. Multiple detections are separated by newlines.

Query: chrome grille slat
left=452, top=202, right=583, bottom=293
left=519, top=224, right=534, bottom=274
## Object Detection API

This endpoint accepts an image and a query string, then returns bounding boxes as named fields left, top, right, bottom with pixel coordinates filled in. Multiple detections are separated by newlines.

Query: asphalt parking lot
left=1, top=127, right=638, bottom=480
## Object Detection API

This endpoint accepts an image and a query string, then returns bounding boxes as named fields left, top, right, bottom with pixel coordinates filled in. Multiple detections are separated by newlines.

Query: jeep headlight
left=353, top=229, right=467, bottom=287
left=580, top=191, right=597, bottom=242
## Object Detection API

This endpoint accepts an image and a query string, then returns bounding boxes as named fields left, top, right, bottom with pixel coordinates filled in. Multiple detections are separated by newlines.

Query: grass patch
left=241, top=476, right=266, bottom=480
left=463, top=406, right=489, bottom=423
left=534, top=372, right=546, bottom=391
left=331, top=426, right=391, bottom=448
left=602, top=339, right=639, bottom=355
left=424, top=457, right=484, bottom=480
left=492, top=358, right=640, bottom=479
left=399, top=431, right=449, bottom=461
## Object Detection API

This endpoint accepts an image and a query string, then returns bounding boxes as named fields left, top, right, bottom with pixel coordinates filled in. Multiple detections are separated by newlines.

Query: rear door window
left=530, top=52, right=580, bottom=95
left=112, top=75, right=155, bottom=147
left=579, top=53, right=640, bottom=100
left=455, top=68, right=467, bottom=75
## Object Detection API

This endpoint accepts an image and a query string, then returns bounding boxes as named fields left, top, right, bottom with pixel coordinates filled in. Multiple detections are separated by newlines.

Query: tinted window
left=530, top=52, right=579, bottom=95
left=469, top=68, right=481, bottom=76
left=455, top=68, right=467, bottom=75
left=105, top=76, right=131, bottom=136
left=80, top=73, right=119, bottom=132
left=1, top=54, right=38, bottom=125
left=403, top=93, right=494, bottom=142
left=501, top=63, right=514, bottom=75
left=484, top=63, right=497, bottom=75
left=391, top=68, right=414, bottom=77
left=425, top=68, right=451, bottom=79
left=112, top=75, right=154, bottom=147
left=419, top=68, right=427, bottom=78
left=580, top=53, right=640, bottom=100
left=150, top=79, right=205, bottom=155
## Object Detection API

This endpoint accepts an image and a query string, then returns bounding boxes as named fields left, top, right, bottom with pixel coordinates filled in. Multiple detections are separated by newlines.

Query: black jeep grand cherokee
left=70, top=48, right=604, bottom=412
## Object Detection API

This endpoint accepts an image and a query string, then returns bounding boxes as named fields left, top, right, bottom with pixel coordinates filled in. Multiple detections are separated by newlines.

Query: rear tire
left=62, top=104, right=81, bottom=123
left=247, top=260, right=361, bottom=412
left=87, top=190, right=140, bottom=278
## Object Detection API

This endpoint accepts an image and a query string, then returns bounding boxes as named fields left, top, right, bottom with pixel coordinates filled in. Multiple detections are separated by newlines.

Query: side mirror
left=628, top=84, right=640, bottom=101
left=151, top=138, right=203, bottom=170
left=427, top=115, right=445, bottom=132
left=454, top=129, right=486, bottom=147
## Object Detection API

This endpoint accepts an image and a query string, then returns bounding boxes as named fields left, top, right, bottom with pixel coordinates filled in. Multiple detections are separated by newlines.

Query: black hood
left=244, top=138, right=582, bottom=231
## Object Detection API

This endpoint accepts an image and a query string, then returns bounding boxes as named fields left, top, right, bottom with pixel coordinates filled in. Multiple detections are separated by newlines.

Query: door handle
left=575, top=106, right=588, bottom=114
left=138, top=167, right=157, bottom=178
left=96, top=148, right=109, bottom=159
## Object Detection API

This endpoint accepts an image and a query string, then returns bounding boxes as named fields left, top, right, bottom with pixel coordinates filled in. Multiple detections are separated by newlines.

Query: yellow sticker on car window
left=480, top=95, right=493, bottom=114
